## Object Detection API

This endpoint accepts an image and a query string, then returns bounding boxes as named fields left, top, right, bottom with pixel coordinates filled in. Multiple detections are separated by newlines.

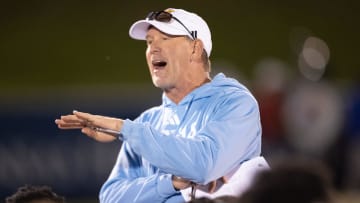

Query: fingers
left=55, top=121, right=83, bottom=129
left=208, top=181, right=216, bottom=193
left=82, top=127, right=98, bottom=139
left=55, top=113, right=87, bottom=129
left=73, top=110, right=105, bottom=128
left=61, top=114, right=84, bottom=123
left=221, top=176, right=228, bottom=184
left=55, top=110, right=119, bottom=143
left=73, top=110, right=122, bottom=131
left=207, top=176, right=228, bottom=193
left=55, top=111, right=97, bottom=129
left=73, top=110, right=95, bottom=123
left=171, top=176, right=192, bottom=190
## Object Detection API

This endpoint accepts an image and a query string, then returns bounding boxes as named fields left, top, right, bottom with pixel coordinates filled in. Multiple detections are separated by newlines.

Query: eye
left=146, top=39, right=152, bottom=46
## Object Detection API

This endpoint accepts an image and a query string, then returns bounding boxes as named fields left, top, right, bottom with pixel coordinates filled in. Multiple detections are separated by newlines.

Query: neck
left=165, top=76, right=211, bottom=104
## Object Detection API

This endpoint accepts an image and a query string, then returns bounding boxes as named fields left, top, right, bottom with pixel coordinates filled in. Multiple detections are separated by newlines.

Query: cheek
left=176, top=44, right=192, bottom=60
left=145, top=49, right=152, bottom=67
left=145, top=47, right=150, bottom=60
left=171, top=49, right=190, bottom=67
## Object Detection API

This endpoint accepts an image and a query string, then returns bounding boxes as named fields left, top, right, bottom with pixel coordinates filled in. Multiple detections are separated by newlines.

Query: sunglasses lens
left=147, top=11, right=172, bottom=22
left=155, top=12, right=172, bottom=22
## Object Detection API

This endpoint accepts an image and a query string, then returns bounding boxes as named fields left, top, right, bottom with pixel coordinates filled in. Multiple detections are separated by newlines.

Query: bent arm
left=99, top=142, right=182, bottom=203
left=121, top=93, right=262, bottom=184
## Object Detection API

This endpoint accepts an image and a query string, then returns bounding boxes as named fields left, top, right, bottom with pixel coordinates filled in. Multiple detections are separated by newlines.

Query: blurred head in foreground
left=6, top=185, right=65, bottom=203
left=238, top=159, right=334, bottom=203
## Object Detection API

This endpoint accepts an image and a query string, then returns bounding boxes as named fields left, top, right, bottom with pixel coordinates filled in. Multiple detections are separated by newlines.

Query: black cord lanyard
left=190, top=182, right=197, bottom=200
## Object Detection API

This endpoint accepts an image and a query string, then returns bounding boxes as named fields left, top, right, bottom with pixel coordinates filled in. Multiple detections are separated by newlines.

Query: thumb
left=81, top=127, right=116, bottom=143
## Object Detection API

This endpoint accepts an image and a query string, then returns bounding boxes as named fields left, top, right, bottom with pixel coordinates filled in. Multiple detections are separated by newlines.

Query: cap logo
left=164, top=8, right=175, bottom=13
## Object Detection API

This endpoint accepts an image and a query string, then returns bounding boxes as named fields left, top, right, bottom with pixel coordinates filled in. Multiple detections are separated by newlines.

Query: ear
left=190, top=39, right=204, bottom=61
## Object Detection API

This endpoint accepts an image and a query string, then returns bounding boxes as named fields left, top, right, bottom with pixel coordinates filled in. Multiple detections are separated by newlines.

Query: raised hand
left=55, top=110, right=123, bottom=142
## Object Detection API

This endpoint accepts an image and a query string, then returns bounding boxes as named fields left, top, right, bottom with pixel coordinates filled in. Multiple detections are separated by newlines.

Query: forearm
left=121, top=117, right=261, bottom=184
left=99, top=173, right=180, bottom=203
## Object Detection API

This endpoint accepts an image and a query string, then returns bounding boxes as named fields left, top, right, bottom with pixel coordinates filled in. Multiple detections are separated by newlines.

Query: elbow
left=187, top=159, right=216, bottom=185
left=99, top=181, right=115, bottom=203
left=190, top=143, right=219, bottom=184
left=99, top=188, right=109, bottom=203
left=177, top=139, right=219, bottom=184
left=99, top=193, right=108, bottom=203
left=191, top=167, right=216, bottom=185
left=99, top=194, right=106, bottom=203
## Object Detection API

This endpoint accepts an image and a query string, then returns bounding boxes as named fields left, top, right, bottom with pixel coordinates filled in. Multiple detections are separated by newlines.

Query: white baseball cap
left=129, top=8, right=212, bottom=57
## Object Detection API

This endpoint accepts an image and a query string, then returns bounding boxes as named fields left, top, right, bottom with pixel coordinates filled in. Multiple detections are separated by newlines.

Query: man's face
left=145, top=27, right=193, bottom=91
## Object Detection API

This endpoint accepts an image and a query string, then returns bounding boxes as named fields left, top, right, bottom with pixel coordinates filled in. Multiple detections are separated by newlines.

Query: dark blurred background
left=1, top=0, right=359, bottom=202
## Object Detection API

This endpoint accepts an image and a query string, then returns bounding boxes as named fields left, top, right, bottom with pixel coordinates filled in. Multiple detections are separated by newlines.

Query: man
left=55, top=8, right=262, bottom=203
left=6, top=185, right=66, bottom=203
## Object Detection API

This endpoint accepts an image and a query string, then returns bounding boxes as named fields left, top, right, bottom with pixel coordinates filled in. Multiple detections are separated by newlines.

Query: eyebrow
left=145, top=35, right=152, bottom=41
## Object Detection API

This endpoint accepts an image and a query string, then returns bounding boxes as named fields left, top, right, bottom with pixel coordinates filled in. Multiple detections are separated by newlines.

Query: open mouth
left=152, top=60, right=167, bottom=68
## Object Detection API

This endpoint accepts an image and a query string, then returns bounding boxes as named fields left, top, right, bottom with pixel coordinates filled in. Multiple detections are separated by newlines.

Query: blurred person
left=282, top=78, right=344, bottom=158
left=238, top=158, right=335, bottom=203
left=212, top=195, right=239, bottom=203
left=55, top=8, right=263, bottom=203
left=187, top=195, right=239, bottom=203
left=5, top=184, right=65, bottom=203
left=252, top=58, right=291, bottom=158
left=282, top=77, right=345, bottom=188
left=343, top=78, right=360, bottom=189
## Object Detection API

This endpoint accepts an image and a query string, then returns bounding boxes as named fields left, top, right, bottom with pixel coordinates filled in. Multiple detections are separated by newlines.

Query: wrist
left=115, top=119, right=123, bottom=132
left=172, top=175, right=191, bottom=191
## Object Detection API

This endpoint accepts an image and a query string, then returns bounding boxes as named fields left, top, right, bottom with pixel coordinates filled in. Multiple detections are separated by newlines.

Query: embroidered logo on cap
left=164, top=8, right=175, bottom=13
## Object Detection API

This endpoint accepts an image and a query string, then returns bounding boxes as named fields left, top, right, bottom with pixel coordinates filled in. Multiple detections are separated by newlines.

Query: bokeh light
left=298, top=36, right=330, bottom=81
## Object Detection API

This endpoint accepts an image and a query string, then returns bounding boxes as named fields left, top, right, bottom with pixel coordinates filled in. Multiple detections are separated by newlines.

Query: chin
left=152, top=79, right=164, bottom=88
left=152, top=76, right=173, bottom=89
left=153, top=81, right=171, bottom=90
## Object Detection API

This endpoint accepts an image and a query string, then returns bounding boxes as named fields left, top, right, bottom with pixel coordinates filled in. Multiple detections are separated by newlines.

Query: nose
left=147, top=39, right=162, bottom=55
